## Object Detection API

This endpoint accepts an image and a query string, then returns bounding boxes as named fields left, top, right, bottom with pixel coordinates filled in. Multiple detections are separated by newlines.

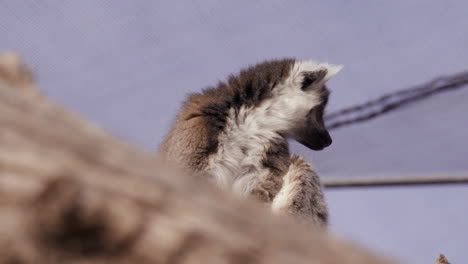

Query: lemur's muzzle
left=294, top=126, right=332, bottom=151
left=314, top=129, right=332, bottom=150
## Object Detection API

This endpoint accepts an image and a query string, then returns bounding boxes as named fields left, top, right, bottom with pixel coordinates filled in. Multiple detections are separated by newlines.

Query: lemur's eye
left=301, top=68, right=328, bottom=91
left=301, top=75, right=316, bottom=89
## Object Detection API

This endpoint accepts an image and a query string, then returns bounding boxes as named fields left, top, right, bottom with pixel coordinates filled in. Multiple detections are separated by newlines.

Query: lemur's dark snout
left=294, top=127, right=332, bottom=151
left=309, top=129, right=332, bottom=150
left=319, top=131, right=332, bottom=148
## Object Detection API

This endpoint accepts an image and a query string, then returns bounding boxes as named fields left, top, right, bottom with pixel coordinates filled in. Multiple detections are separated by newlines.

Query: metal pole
left=323, top=173, right=468, bottom=188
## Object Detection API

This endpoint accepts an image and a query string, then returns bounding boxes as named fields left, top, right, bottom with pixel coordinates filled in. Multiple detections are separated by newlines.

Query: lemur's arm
left=271, top=155, right=328, bottom=227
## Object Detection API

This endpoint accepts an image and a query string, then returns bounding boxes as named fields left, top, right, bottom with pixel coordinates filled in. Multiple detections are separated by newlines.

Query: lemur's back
left=160, top=59, right=295, bottom=199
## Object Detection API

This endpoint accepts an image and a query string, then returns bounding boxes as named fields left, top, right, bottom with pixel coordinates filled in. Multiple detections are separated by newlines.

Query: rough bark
left=0, top=53, right=396, bottom=264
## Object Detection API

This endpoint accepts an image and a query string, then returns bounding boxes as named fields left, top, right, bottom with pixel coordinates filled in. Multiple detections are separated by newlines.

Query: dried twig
left=435, top=254, right=450, bottom=264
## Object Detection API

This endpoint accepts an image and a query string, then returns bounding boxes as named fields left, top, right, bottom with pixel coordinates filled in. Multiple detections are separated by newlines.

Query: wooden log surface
left=0, top=53, right=396, bottom=264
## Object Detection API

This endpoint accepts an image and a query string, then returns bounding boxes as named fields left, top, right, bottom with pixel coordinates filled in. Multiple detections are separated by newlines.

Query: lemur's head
left=229, top=59, right=342, bottom=151
left=278, top=60, right=342, bottom=150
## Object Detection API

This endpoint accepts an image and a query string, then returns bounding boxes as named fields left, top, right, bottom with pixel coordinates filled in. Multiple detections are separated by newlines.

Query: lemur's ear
left=301, top=64, right=343, bottom=91
left=301, top=69, right=327, bottom=90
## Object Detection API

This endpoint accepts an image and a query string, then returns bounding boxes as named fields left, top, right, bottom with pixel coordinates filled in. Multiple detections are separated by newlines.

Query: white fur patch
left=206, top=60, right=342, bottom=196
left=207, top=105, right=282, bottom=195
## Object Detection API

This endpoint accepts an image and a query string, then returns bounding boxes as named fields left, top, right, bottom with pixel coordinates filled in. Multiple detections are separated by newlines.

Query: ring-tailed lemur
left=160, top=58, right=342, bottom=227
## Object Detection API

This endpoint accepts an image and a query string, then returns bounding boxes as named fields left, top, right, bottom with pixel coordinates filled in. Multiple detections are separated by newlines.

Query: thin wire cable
left=320, top=72, right=468, bottom=188
left=323, top=173, right=468, bottom=188
left=325, top=71, right=468, bottom=130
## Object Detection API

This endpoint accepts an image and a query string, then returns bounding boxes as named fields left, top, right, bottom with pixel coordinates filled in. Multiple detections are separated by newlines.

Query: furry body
left=160, top=59, right=342, bottom=226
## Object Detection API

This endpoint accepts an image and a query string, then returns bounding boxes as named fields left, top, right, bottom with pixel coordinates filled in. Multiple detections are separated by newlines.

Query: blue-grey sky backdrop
left=2, top=1, right=467, bottom=263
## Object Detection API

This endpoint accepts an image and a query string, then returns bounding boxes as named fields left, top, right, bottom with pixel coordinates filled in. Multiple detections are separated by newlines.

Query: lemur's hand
left=271, top=155, right=328, bottom=227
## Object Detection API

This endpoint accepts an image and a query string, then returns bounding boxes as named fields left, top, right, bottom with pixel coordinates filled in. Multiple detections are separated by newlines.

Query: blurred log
left=0, top=52, right=37, bottom=93
left=0, top=53, right=396, bottom=264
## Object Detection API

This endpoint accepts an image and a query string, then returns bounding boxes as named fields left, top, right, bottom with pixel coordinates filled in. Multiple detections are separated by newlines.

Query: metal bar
left=323, top=173, right=468, bottom=188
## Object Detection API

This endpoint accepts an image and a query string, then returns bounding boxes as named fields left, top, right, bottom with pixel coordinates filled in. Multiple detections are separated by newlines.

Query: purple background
left=2, top=1, right=467, bottom=262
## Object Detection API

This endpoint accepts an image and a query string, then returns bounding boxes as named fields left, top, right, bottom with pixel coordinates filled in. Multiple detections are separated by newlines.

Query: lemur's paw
left=290, top=154, right=315, bottom=170
left=285, top=155, right=315, bottom=183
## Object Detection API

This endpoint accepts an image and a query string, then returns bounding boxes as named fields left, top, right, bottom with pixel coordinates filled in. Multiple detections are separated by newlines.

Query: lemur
left=160, top=58, right=342, bottom=227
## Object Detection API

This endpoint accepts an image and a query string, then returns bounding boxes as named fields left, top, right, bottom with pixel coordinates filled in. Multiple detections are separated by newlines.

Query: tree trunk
left=0, top=53, right=395, bottom=264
